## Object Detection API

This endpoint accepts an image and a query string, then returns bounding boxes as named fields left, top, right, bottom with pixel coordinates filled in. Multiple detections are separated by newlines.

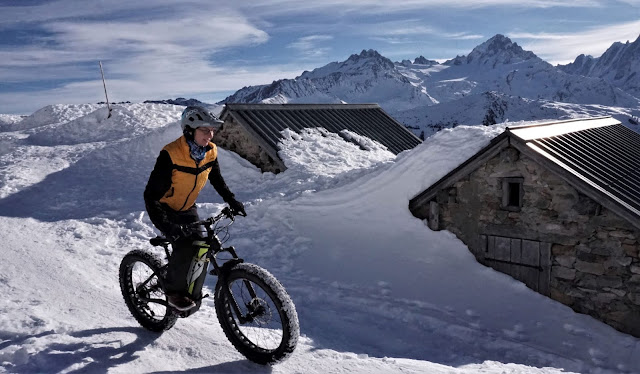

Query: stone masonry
left=213, top=119, right=283, bottom=173
left=433, top=145, right=640, bottom=337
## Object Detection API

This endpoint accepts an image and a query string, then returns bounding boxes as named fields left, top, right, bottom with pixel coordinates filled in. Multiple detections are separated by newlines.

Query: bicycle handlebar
left=183, top=206, right=245, bottom=230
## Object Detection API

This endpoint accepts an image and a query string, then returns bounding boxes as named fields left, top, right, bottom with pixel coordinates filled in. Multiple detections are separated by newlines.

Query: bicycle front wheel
left=119, top=249, right=177, bottom=332
left=215, top=263, right=299, bottom=365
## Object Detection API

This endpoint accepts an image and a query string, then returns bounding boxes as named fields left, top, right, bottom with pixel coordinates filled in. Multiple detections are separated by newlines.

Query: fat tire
left=215, top=263, right=299, bottom=365
left=119, top=249, right=177, bottom=332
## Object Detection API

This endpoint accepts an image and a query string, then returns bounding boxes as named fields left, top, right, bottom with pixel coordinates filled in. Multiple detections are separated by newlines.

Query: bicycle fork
left=211, top=246, right=261, bottom=324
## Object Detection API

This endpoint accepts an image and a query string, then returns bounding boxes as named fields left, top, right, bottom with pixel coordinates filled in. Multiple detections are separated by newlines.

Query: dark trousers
left=162, top=206, right=204, bottom=296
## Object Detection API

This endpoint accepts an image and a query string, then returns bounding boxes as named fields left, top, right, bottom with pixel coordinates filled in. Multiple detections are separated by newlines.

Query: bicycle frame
left=142, top=207, right=259, bottom=322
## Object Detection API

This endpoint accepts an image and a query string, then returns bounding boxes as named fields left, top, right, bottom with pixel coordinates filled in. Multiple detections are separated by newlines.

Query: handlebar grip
left=225, top=206, right=247, bottom=218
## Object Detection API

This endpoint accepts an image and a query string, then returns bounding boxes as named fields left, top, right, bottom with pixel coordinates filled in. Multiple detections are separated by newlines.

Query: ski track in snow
left=0, top=103, right=638, bottom=374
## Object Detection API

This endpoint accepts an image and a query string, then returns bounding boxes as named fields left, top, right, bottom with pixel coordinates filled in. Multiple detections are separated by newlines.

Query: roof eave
left=408, top=132, right=511, bottom=218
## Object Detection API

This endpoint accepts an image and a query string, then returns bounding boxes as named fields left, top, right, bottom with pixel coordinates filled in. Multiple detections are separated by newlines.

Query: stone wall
left=213, top=120, right=283, bottom=173
left=434, top=145, right=640, bottom=337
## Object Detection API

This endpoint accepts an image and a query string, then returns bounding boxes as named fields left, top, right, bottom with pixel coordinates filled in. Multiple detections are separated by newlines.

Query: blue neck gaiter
left=187, top=138, right=207, bottom=163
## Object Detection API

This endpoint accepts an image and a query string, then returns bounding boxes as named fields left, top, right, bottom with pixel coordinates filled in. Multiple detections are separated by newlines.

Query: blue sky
left=1, top=0, right=639, bottom=115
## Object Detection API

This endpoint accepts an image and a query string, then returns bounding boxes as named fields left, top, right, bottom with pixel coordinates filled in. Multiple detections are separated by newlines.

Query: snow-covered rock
left=559, top=34, right=640, bottom=99
left=415, top=34, right=638, bottom=108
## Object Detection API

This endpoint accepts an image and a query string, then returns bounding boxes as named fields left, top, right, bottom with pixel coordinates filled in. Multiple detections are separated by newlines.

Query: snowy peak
left=559, top=34, right=640, bottom=98
left=398, top=56, right=439, bottom=67
left=559, top=54, right=597, bottom=76
left=143, top=97, right=209, bottom=107
left=222, top=48, right=429, bottom=111
left=413, top=56, right=438, bottom=66
left=299, top=49, right=397, bottom=79
left=447, top=34, right=540, bottom=67
left=339, top=49, right=397, bottom=76
left=221, top=33, right=639, bottom=128
left=345, top=49, right=393, bottom=66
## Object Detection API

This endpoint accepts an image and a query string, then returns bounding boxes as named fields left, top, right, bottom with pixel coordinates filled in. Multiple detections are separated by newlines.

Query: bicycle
left=118, top=206, right=299, bottom=365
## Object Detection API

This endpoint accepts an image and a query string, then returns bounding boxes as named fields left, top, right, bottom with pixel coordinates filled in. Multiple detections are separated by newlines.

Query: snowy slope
left=0, top=103, right=639, bottom=374
left=393, top=91, right=640, bottom=138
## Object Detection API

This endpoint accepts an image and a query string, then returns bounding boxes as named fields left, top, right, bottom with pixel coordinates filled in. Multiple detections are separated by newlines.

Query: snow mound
left=278, top=128, right=395, bottom=177
left=26, top=103, right=183, bottom=146
left=10, top=104, right=101, bottom=132
left=0, top=114, right=26, bottom=130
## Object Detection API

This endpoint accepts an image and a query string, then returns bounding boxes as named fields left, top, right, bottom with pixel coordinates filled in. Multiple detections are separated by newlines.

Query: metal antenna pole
left=99, top=61, right=112, bottom=118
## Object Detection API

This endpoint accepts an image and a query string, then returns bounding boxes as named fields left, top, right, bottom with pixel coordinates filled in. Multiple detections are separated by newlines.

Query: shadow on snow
left=1, top=327, right=161, bottom=373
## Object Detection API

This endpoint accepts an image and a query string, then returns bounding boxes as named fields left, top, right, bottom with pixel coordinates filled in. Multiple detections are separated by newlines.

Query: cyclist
left=144, top=106, right=245, bottom=311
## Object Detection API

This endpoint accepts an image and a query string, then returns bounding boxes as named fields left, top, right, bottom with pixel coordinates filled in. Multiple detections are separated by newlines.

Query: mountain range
left=221, top=34, right=640, bottom=137
left=559, top=34, right=640, bottom=98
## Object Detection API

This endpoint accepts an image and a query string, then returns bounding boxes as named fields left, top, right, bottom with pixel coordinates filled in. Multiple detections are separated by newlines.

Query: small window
left=502, top=177, right=523, bottom=211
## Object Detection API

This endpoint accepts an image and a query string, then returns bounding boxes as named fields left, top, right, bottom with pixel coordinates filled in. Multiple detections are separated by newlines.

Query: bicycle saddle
left=150, top=237, right=170, bottom=246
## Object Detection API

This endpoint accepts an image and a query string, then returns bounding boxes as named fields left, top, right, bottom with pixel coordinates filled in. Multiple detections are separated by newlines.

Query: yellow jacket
left=159, top=136, right=218, bottom=211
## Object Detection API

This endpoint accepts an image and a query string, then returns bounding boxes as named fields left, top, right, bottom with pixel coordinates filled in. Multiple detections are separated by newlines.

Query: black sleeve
left=208, top=158, right=236, bottom=203
left=144, top=150, right=174, bottom=233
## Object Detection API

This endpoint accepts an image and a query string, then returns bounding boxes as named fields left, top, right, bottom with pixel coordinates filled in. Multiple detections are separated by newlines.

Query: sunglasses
left=196, top=126, right=217, bottom=135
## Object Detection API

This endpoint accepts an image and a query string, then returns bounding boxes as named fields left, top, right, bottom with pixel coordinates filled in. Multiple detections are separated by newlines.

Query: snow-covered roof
left=507, top=116, right=618, bottom=140
left=219, top=103, right=422, bottom=172
left=410, top=116, right=640, bottom=229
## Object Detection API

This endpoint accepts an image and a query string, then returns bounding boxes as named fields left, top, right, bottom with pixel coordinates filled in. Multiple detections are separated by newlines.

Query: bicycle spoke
left=131, top=262, right=167, bottom=322
left=228, top=278, right=284, bottom=351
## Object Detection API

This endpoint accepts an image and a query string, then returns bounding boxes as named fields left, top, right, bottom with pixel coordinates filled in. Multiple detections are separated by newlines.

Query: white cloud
left=240, top=0, right=604, bottom=15
left=369, top=37, right=416, bottom=45
left=1, top=0, right=637, bottom=114
left=286, top=35, right=334, bottom=59
left=0, top=63, right=310, bottom=115
left=510, top=20, right=640, bottom=64
left=361, top=20, right=484, bottom=45
left=443, top=33, right=485, bottom=40
left=0, top=3, right=274, bottom=111
left=0, top=1, right=285, bottom=114
left=0, top=0, right=235, bottom=24
left=288, top=35, right=334, bottom=49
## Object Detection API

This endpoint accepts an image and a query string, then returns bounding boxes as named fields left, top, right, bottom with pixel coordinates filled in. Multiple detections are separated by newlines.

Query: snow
left=1, top=103, right=639, bottom=374
left=223, top=41, right=640, bottom=138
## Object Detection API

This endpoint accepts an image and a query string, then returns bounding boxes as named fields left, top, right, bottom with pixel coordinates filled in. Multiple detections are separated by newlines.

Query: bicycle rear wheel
left=215, top=263, right=299, bottom=365
left=119, top=249, right=177, bottom=332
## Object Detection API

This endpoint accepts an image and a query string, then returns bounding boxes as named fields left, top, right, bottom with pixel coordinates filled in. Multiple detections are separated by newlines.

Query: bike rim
left=225, top=278, right=286, bottom=351
left=130, top=261, right=168, bottom=322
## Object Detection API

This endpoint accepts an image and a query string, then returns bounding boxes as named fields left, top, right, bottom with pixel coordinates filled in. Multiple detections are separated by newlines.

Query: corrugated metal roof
left=508, top=117, right=619, bottom=140
left=409, top=116, right=640, bottom=228
left=509, top=118, right=640, bottom=217
left=220, top=103, right=421, bottom=156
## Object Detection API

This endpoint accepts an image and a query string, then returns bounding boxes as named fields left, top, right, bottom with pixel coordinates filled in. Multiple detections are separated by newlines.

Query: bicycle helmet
left=180, top=106, right=224, bottom=131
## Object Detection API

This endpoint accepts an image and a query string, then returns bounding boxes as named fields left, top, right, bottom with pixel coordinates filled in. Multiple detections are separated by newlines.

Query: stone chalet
left=216, top=103, right=421, bottom=173
left=409, top=117, right=640, bottom=337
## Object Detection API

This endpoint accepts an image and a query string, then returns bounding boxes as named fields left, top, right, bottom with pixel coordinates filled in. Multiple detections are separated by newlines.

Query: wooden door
left=479, top=235, right=551, bottom=295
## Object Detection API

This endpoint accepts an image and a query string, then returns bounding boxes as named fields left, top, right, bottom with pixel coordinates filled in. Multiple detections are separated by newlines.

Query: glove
left=228, top=198, right=246, bottom=216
